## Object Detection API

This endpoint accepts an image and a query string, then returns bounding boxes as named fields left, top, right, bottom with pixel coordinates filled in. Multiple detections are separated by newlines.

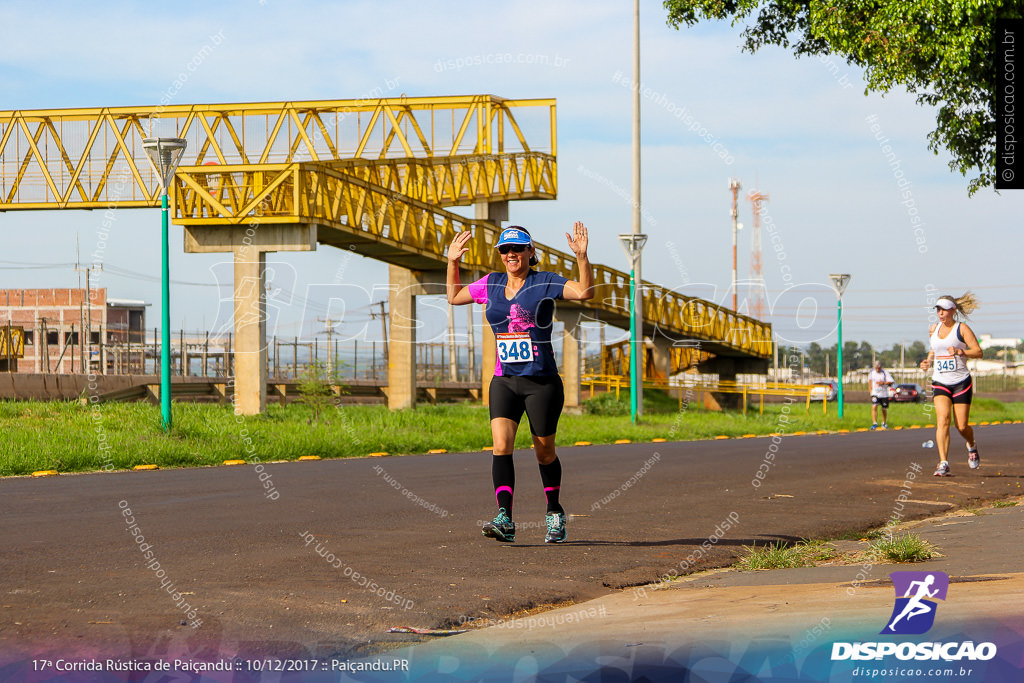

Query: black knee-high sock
left=538, top=457, right=563, bottom=514
left=492, top=454, right=515, bottom=515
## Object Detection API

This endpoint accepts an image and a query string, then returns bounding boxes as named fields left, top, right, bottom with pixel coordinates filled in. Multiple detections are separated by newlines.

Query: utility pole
left=772, top=333, right=778, bottom=380
left=75, top=262, right=102, bottom=374
left=370, top=301, right=389, bottom=360
left=729, top=178, right=742, bottom=311
left=317, top=316, right=335, bottom=375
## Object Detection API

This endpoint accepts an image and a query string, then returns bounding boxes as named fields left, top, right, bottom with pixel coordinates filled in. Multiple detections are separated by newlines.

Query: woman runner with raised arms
left=446, top=222, right=593, bottom=543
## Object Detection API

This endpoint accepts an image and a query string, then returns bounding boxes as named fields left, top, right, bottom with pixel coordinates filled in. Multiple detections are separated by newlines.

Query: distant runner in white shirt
left=868, top=361, right=895, bottom=429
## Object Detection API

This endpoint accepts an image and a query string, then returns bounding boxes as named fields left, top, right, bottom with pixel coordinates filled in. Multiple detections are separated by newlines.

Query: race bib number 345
left=496, top=333, right=534, bottom=363
left=934, top=355, right=958, bottom=373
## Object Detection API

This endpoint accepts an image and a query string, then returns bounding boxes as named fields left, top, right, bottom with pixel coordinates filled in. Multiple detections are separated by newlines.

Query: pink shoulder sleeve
left=467, top=275, right=489, bottom=304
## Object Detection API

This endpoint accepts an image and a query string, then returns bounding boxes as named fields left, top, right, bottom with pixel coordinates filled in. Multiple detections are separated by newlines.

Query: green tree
left=663, top=0, right=1021, bottom=193
left=296, top=359, right=349, bottom=424
left=878, top=343, right=902, bottom=369
left=908, top=340, right=928, bottom=365
left=806, top=341, right=826, bottom=374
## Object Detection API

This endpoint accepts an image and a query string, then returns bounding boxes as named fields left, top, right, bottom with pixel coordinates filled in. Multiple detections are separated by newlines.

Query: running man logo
left=881, top=571, right=949, bottom=635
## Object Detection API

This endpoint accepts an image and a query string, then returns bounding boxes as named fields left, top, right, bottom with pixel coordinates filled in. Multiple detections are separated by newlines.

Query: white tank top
left=930, top=322, right=970, bottom=383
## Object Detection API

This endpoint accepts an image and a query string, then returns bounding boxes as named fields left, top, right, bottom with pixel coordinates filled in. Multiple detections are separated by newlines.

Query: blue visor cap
left=495, top=228, right=532, bottom=248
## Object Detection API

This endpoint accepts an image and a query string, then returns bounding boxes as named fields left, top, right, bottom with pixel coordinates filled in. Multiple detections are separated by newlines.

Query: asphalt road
left=0, top=423, right=1020, bottom=666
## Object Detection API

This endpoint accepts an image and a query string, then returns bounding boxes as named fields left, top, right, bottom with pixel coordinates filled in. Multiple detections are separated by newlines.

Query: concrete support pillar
left=474, top=200, right=509, bottom=224
left=233, top=249, right=267, bottom=415
left=472, top=198, right=505, bottom=406
left=481, top=307, right=495, bottom=405
left=184, top=223, right=315, bottom=416
left=652, top=336, right=673, bottom=402
left=559, top=313, right=582, bottom=410
left=388, top=264, right=418, bottom=410
left=652, top=336, right=672, bottom=382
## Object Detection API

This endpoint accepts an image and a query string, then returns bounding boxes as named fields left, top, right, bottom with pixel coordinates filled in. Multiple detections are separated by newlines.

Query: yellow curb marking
left=368, top=452, right=389, bottom=457
left=427, top=449, right=448, bottom=454
left=31, top=470, right=59, bottom=477
left=298, top=456, right=321, bottom=461
left=614, top=439, right=631, bottom=444
left=133, top=465, right=159, bottom=471
left=222, top=460, right=246, bottom=466
left=574, top=441, right=592, bottom=446
left=652, top=438, right=666, bottom=443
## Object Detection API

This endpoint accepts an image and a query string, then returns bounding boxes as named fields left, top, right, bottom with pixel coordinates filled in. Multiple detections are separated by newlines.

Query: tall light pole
left=829, top=273, right=851, bottom=418
left=619, top=234, right=648, bottom=423
left=143, top=137, right=187, bottom=431
left=631, top=0, right=645, bottom=418
left=728, top=178, right=742, bottom=310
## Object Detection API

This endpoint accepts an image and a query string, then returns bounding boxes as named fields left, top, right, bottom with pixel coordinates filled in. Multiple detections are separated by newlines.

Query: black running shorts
left=931, top=376, right=973, bottom=405
left=489, top=375, right=564, bottom=437
left=871, top=395, right=890, bottom=409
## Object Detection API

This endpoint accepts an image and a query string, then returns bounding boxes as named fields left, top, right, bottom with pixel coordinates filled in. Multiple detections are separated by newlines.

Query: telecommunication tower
left=747, top=189, right=769, bottom=320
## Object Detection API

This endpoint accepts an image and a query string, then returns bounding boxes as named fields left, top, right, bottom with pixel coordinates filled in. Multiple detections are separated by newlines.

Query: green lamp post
left=619, top=233, right=648, bottom=423
left=142, top=137, right=187, bottom=431
left=829, top=273, right=851, bottom=418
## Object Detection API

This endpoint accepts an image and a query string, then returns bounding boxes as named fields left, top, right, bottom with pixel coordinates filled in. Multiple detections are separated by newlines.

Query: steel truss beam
left=174, top=162, right=771, bottom=359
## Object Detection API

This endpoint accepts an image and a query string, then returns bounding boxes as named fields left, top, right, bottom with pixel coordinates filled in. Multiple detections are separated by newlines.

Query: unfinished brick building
left=0, top=288, right=146, bottom=373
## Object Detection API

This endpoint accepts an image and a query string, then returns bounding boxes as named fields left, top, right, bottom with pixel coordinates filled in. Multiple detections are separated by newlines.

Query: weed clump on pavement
left=735, top=539, right=839, bottom=570
left=869, top=533, right=940, bottom=563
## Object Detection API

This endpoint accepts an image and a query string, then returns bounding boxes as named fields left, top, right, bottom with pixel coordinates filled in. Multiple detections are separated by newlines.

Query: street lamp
left=628, top=0, right=645, bottom=420
left=619, top=233, right=648, bottom=423
left=829, top=273, right=851, bottom=418
left=143, top=137, right=187, bottom=431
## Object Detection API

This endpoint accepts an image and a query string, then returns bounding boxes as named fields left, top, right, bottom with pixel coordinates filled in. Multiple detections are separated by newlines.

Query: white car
left=809, top=380, right=838, bottom=401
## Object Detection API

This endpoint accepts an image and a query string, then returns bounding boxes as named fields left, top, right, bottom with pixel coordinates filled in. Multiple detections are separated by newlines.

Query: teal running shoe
left=482, top=508, right=515, bottom=542
left=545, top=511, right=567, bottom=544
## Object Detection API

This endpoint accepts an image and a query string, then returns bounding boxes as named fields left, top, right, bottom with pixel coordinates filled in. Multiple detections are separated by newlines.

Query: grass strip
left=1, top=393, right=1022, bottom=477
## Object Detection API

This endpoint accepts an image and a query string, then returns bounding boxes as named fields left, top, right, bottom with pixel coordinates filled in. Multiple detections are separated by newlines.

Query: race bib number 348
left=496, top=333, right=533, bottom=363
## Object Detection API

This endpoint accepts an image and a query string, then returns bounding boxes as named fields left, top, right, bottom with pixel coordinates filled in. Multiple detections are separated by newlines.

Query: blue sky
left=2, top=0, right=1021, bottom=352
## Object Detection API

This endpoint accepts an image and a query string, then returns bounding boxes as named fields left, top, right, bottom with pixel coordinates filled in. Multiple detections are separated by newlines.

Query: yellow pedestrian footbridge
left=1, top=95, right=771, bottom=413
